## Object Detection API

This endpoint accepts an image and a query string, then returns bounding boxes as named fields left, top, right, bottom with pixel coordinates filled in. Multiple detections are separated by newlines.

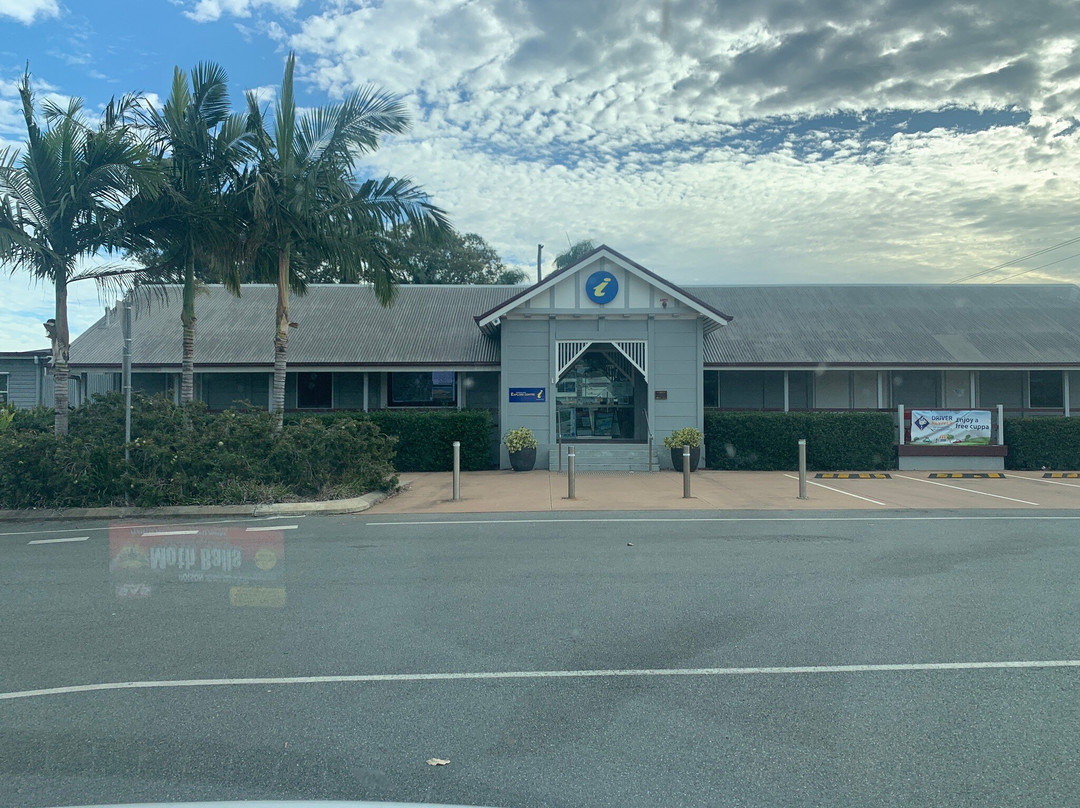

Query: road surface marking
left=246, top=524, right=298, bottom=532
left=364, top=515, right=1079, bottom=526
left=893, top=474, right=1039, bottom=505
left=0, top=516, right=301, bottom=539
left=3, top=659, right=1078, bottom=702
left=1012, top=475, right=1080, bottom=490
left=782, top=475, right=887, bottom=506
left=26, top=536, right=89, bottom=545
left=140, top=530, right=200, bottom=537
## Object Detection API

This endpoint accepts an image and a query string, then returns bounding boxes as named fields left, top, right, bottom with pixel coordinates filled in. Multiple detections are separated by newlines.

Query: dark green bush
left=1004, top=417, right=1080, bottom=470
left=284, top=408, right=494, bottom=471
left=0, top=393, right=397, bottom=509
left=704, top=410, right=897, bottom=470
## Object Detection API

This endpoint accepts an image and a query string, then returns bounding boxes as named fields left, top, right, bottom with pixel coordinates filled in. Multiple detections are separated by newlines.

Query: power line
left=949, top=236, right=1080, bottom=284
left=990, top=251, right=1080, bottom=283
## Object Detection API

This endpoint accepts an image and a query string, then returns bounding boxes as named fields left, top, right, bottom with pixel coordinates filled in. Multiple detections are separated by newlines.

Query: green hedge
left=1004, top=417, right=1080, bottom=470
left=283, top=408, right=495, bottom=471
left=0, top=394, right=397, bottom=509
left=704, top=410, right=896, bottom=470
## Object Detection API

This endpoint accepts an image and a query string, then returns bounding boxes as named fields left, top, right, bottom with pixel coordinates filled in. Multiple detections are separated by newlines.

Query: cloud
left=0, top=0, right=59, bottom=25
left=183, top=0, right=302, bottom=23
left=252, top=0, right=1080, bottom=286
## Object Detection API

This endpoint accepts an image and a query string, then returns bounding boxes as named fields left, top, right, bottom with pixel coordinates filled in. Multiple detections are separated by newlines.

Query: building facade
left=66, top=246, right=1080, bottom=469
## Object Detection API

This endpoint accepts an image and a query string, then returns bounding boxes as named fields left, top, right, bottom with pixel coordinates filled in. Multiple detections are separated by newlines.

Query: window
left=717, top=371, right=784, bottom=409
left=0, top=373, right=7, bottom=404
left=201, top=373, right=269, bottom=410
left=1028, top=371, right=1063, bottom=408
left=788, top=371, right=812, bottom=410
left=892, top=370, right=940, bottom=408
left=704, top=371, right=719, bottom=408
left=388, top=371, right=457, bottom=407
left=296, top=372, right=333, bottom=409
left=978, top=371, right=1023, bottom=409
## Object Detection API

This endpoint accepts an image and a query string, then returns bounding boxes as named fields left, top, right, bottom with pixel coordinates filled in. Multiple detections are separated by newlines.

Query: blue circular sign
left=584, top=270, right=618, bottom=304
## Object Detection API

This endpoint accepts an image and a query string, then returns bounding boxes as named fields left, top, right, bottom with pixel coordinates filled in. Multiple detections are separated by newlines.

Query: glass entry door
left=556, top=344, right=646, bottom=441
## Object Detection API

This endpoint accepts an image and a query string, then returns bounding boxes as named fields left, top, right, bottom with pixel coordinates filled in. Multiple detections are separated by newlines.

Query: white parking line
left=3, top=658, right=1078, bottom=702
left=893, top=474, right=1039, bottom=505
left=1011, top=474, right=1080, bottom=490
left=782, top=474, right=887, bottom=506
left=26, top=536, right=89, bottom=545
left=140, top=530, right=200, bottom=537
left=245, top=524, right=298, bottom=532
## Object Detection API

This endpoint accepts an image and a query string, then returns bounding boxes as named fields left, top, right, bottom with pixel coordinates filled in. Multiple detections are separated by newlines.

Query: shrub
left=286, top=409, right=495, bottom=471
left=503, top=426, right=538, bottom=453
left=704, top=410, right=896, bottom=470
left=1004, top=417, right=1080, bottom=470
left=368, top=409, right=492, bottom=471
left=663, top=426, right=703, bottom=449
left=0, top=393, right=397, bottom=509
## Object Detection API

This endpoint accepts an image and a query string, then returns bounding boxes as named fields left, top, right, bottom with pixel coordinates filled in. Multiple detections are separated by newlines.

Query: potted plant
left=504, top=426, right=538, bottom=471
left=664, top=427, right=703, bottom=472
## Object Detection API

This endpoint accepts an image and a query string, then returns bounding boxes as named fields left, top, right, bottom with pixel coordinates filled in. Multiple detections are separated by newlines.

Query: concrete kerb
left=0, top=490, right=390, bottom=523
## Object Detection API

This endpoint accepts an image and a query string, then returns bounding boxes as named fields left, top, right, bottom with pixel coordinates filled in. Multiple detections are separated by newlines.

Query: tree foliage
left=388, top=228, right=525, bottom=284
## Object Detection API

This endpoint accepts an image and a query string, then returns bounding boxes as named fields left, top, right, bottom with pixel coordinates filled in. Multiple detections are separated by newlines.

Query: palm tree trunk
left=272, top=249, right=290, bottom=431
left=53, top=274, right=70, bottom=436
left=180, top=257, right=196, bottom=403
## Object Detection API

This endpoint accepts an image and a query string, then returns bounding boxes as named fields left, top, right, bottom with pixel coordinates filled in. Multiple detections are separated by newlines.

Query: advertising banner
left=910, top=410, right=992, bottom=445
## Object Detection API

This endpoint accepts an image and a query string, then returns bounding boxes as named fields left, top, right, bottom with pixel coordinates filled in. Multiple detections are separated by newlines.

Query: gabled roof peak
left=474, top=244, right=732, bottom=333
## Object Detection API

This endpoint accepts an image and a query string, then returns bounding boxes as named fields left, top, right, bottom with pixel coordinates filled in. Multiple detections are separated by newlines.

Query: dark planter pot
left=509, top=447, right=537, bottom=472
left=670, top=446, right=701, bottom=472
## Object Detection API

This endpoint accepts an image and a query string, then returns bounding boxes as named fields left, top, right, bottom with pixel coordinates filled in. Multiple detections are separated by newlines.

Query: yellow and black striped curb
left=1044, top=472, right=1080, bottom=478
left=815, top=473, right=891, bottom=479
left=929, top=473, right=1005, bottom=479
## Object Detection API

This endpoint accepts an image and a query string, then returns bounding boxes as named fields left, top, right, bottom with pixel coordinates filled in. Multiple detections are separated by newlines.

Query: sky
left=2, top=0, right=1080, bottom=350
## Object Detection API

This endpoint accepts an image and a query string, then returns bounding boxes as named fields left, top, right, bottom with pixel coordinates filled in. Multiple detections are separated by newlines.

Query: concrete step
left=548, top=444, right=659, bottom=472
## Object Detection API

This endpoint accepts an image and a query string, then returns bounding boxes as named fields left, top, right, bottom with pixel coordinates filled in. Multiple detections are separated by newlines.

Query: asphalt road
left=2, top=510, right=1079, bottom=807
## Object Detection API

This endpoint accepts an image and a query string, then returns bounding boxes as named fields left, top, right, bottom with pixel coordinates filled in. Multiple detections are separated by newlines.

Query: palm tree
left=554, top=239, right=597, bottom=271
left=0, top=72, right=161, bottom=435
left=242, top=52, right=449, bottom=429
left=134, top=63, right=252, bottom=402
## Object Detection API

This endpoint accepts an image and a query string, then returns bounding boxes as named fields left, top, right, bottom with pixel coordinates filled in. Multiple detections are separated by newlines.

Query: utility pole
left=122, top=293, right=132, bottom=465
left=537, top=244, right=543, bottom=282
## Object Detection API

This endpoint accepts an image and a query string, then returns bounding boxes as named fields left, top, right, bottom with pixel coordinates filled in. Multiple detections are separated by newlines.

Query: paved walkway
left=369, top=469, right=1080, bottom=513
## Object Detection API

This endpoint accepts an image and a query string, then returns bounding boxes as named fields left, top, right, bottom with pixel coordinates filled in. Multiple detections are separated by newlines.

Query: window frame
left=0, top=372, right=8, bottom=405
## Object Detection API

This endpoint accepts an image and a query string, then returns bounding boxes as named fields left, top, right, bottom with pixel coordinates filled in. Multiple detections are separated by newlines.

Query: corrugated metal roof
left=69, top=282, right=1080, bottom=368
left=70, top=285, right=515, bottom=366
left=693, top=284, right=1080, bottom=365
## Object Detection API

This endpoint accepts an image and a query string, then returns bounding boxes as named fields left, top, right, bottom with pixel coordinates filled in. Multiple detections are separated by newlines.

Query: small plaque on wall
left=654, top=390, right=668, bottom=400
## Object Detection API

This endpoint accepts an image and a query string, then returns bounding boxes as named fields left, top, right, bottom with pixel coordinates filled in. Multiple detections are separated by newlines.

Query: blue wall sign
left=584, top=270, right=619, bottom=304
left=509, top=387, right=546, bottom=403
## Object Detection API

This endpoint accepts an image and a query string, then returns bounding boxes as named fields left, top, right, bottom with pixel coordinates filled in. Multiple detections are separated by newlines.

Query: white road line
left=26, top=536, right=89, bottom=545
left=364, top=515, right=1077, bottom=526
left=3, top=659, right=1078, bottom=702
left=893, top=474, right=1040, bottom=506
left=781, top=474, right=887, bottom=506
left=0, top=515, right=302, bottom=539
left=140, top=530, right=200, bottom=537
left=245, top=524, right=298, bottom=532
left=1011, top=474, right=1080, bottom=490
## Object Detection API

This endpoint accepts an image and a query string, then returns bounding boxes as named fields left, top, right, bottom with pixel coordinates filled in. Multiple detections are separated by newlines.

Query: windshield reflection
left=109, top=523, right=286, bottom=607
